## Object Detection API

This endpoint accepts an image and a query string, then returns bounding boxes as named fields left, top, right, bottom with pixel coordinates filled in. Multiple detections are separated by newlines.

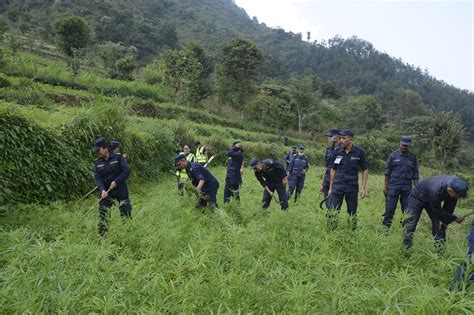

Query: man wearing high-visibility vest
left=176, top=144, right=196, bottom=197
left=195, top=141, right=208, bottom=166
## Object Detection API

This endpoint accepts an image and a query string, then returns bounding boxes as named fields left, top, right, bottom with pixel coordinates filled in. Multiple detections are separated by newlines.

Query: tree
left=343, top=95, right=383, bottom=132
left=320, top=80, right=340, bottom=99
left=430, top=110, right=466, bottom=171
left=98, top=42, right=137, bottom=80
left=52, top=13, right=92, bottom=78
left=289, top=76, right=318, bottom=136
left=0, top=16, right=8, bottom=39
left=216, top=37, right=264, bottom=114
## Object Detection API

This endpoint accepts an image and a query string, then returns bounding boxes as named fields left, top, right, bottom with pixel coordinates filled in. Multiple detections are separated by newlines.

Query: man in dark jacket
left=284, top=145, right=297, bottom=170
left=93, top=137, right=132, bottom=237
left=320, top=128, right=341, bottom=197
left=224, top=141, right=244, bottom=203
left=176, top=154, right=220, bottom=208
left=250, top=158, right=289, bottom=211
left=402, top=176, right=467, bottom=249
left=382, top=136, right=419, bottom=228
left=287, top=144, right=309, bottom=202
left=328, top=129, right=369, bottom=230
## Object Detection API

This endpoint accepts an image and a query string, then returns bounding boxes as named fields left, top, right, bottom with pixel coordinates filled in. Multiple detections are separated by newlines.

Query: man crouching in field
left=175, top=153, right=220, bottom=209
left=402, top=176, right=468, bottom=251
left=93, top=137, right=132, bottom=237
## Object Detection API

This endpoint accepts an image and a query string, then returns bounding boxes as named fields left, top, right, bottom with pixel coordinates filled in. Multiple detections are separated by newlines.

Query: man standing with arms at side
left=224, top=141, right=244, bottom=203
left=382, top=136, right=419, bottom=228
left=93, top=137, right=132, bottom=237
left=287, top=144, right=309, bottom=202
left=250, top=157, right=289, bottom=211
left=328, top=129, right=368, bottom=230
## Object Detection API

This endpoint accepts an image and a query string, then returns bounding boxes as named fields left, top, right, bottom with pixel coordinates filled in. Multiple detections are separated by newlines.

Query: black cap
left=340, top=129, right=355, bottom=137
left=291, top=145, right=297, bottom=149
left=326, top=128, right=340, bottom=137
left=110, top=140, right=123, bottom=150
left=449, top=177, right=468, bottom=198
left=175, top=153, right=187, bottom=165
left=249, top=157, right=260, bottom=169
left=400, top=136, right=413, bottom=146
left=298, top=144, right=305, bottom=149
left=93, top=137, right=109, bottom=153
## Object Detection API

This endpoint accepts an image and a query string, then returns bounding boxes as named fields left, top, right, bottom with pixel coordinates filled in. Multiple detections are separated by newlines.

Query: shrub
left=0, top=109, right=91, bottom=204
left=0, top=73, right=11, bottom=88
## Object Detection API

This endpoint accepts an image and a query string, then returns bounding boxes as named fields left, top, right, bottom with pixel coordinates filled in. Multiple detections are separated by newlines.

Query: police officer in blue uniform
left=453, top=219, right=474, bottom=290
left=287, top=144, right=309, bottom=202
left=250, top=158, right=289, bottom=211
left=284, top=145, right=298, bottom=170
left=382, top=136, right=419, bottom=228
left=402, top=176, right=467, bottom=249
left=327, top=129, right=369, bottom=230
left=224, top=141, right=244, bottom=203
left=93, top=137, right=132, bottom=237
left=320, top=128, right=341, bottom=197
left=176, top=154, right=220, bottom=208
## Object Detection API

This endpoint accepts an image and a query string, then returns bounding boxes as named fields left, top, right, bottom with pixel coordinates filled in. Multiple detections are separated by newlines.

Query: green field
left=1, top=167, right=474, bottom=313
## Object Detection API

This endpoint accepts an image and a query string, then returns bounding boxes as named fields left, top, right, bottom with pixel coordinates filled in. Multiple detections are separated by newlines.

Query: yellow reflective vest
left=195, top=146, right=206, bottom=163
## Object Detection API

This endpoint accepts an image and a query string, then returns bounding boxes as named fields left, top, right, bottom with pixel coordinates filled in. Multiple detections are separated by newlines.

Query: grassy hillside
left=1, top=167, right=474, bottom=313
left=3, top=0, right=473, bottom=140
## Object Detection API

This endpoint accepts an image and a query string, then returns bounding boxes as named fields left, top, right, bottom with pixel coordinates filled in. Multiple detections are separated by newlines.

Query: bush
left=0, top=73, right=11, bottom=88
left=0, top=109, right=91, bottom=204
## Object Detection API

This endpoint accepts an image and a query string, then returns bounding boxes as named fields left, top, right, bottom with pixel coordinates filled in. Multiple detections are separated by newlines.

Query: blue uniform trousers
left=452, top=221, right=474, bottom=290
left=402, top=198, right=447, bottom=248
left=262, top=185, right=288, bottom=211
left=383, top=188, right=411, bottom=227
left=326, top=192, right=358, bottom=230
left=224, top=179, right=240, bottom=203
left=288, top=176, right=305, bottom=201
left=98, top=186, right=132, bottom=237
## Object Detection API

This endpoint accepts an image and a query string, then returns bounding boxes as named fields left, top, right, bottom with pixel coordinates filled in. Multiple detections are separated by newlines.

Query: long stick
left=204, top=154, right=217, bottom=168
left=76, top=187, right=97, bottom=203
left=73, top=188, right=112, bottom=227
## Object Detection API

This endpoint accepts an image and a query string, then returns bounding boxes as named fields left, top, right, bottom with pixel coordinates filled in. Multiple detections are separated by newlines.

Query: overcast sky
left=235, top=0, right=473, bottom=92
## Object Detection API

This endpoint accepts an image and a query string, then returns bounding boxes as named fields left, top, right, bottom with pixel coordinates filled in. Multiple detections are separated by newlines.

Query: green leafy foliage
left=0, top=108, right=91, bottom=204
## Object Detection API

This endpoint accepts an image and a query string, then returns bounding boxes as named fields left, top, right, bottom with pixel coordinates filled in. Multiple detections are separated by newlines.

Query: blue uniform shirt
left=186, top=162, right=219, bottom=193
left=409, top=175, right=460, bottom=224
left=288, top=154, right=308, bottom=178
left=255, top=159, right=287, bottom=188
left=226, top=147, right=243, bottom=184
left=331, top=145, right=368, bottom=193
left=324, top=145, right=339, bottom=184
left=384, top=150, right=419, bottom=190
left=94, top=152, right=131, bottom=192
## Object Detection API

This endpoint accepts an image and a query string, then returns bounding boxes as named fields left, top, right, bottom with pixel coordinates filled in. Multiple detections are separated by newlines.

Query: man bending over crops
left=250, top=158, right=289, bottom=211
left=402, top=176, right=467, bottom=250
left=175, top=153, right=220, bottom=208
left=93, top=137, right=132, bottom=237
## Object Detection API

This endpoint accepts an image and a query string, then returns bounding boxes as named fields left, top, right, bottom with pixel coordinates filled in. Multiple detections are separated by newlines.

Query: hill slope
left=2, top=0, right=473, bottom=139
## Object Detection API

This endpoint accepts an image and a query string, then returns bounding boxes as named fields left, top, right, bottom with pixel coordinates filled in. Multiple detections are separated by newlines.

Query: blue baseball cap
left=249, top=157, right=260, bottom=169
left=449, top=177, right=468, bottom=198
left=291, top=145, right=297, bottom=149
left=340, top=129, right=355, bottom=137
left=110, top=140, right=123, bottom=150
left=298, top=144, right=305, bottom=149
left=400, top=136, right=413, bottom=146
left=175, top=153, right=187, bottom=165
left=326, top=128, right=340, bottom=137
left=93, top=137, right=109, bottom=153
